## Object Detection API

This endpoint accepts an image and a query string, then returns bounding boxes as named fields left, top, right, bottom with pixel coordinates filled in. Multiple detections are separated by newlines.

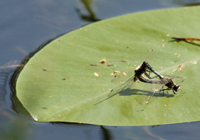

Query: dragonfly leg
left=159, top=89, right=165, bottom=96
left=144, top=70, right=152, bottom=79
left=172, top=90, right=177, bottom=94
left=159, top=88, right=170, bottom=96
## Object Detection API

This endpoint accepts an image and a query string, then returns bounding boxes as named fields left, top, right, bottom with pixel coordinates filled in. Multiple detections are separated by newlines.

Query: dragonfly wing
left=139, top=91, right=155, bottom=105
left=135, top=89, right=156, bottom=112
left=147, top=60, right=197, bottom=81
left=167, top=60, right=197, bottom=77
left=144, top=50, right=154, bottom=61
left=135, top=80, right=164, bottom=112
left=151, top=83, right=164, bottom=92
left=108, top=76, right=135, bottom=97
left=111, top=71, right=135, bottom=83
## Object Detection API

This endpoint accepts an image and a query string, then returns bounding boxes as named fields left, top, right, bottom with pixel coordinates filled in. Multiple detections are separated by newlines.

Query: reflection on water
left=172, top=0, right=200, bottom=6
left=77, top=0, right=101, bottom=21
left=0, top=60, right=21, bottom=108
left=0, top=108, right=31, bottom=140
left=100, top=126, right=113, bottom=140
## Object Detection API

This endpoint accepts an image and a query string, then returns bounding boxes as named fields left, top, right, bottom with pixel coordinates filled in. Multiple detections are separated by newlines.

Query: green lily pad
left=16, top=6, right=200, bottom=126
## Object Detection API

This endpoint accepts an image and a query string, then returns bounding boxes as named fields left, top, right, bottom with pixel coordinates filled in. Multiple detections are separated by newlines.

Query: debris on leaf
left=100, top=59, right=106, bottom=63
left=94, top=72, right=99, bottom=76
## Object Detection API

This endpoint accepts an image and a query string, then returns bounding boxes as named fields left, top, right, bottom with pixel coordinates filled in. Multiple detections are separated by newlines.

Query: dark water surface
left=1, top=0, right=200, bottom=139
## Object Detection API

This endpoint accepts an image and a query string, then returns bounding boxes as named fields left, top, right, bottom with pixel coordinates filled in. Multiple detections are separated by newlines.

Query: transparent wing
left=138, top=91, right=155, bottom=105
left=135, top=89, right=156, bottom=111
left=147, top=60, right=197, bottom=81
left=147, top=60, right=197, bottom=91
left=109, top=76, right=135, bottom=97
left=135, top=81, right=170, bottom=112
left=136, top=78, right=175, bottom=110
left=136, top=80, right=165, bottom=109
left=111, top=71, right=135, bottom=83
left=163, top=60, right=197, bottom=77
left=151, top=83, right=164, bottom=92
left=144, top=50, right=154, bottom=61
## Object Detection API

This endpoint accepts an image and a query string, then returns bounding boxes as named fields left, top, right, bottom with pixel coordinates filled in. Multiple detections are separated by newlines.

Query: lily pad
left=16, top=6, right=200, bottom=126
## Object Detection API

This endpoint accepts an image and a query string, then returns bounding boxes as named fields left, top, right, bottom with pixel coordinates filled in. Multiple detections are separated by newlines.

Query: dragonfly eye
left=173, top=84, right=180, bottom=91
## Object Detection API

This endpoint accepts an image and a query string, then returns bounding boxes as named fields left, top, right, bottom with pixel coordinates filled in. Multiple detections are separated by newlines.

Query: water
left=1, top=0, right=200, bottom=139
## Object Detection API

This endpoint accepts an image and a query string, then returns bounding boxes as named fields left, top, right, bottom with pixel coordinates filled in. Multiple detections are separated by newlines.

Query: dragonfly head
left=173, top=84, right=180, bottom=92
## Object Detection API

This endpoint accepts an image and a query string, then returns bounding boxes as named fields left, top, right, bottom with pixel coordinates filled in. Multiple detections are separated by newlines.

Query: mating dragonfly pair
left=110, top=51, right=197, bottom=105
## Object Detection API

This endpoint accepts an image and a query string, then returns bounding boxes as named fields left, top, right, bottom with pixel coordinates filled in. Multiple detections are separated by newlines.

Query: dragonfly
left=134, top=61, right=181, bottom=94
left=109, top=50, right=155, bottom=96
left=109, top=57, right=197, bottom=106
